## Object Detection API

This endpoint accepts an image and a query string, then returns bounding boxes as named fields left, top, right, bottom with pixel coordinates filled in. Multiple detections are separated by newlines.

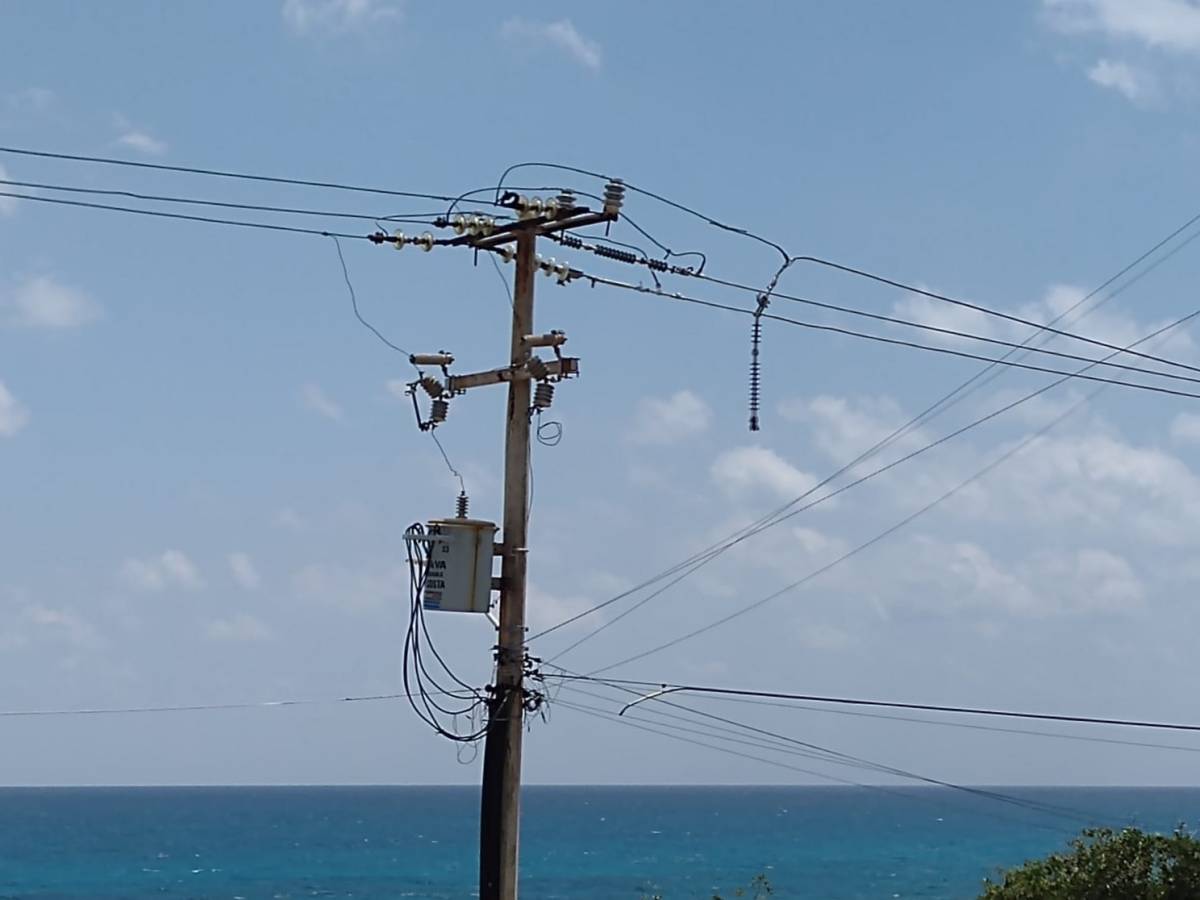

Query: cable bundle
left=403, top=524, right=488, bottom=743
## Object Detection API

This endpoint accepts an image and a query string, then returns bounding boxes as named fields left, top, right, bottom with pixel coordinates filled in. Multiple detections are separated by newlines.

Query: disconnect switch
left=422, top=518, right=498, bottom=613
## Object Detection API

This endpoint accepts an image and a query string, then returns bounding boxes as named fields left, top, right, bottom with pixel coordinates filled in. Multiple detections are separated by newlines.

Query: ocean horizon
left=1, top=784, right=1196, bottom=899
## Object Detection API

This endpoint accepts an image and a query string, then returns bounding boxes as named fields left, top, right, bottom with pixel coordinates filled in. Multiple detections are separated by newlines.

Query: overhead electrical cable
left=0, top=694, right=410, bottom=718
left=532, top=210, right=1200, bottom=647
left=0, top=144, right=487, bottom=204
left=0, top=177, right=450, bottom=225
left=682, top=270, right=1200, bottom=384
left=552, top=696, right=1081, bottom=834
left=673, top=690, right=1200, bottom=756
left=549, top=674, right=1096, bottom=825
left=583, top=274, right=1200, bottom=401
left=546, top=309, right=1200, bottom=662
left=583, top=329, right=1196, bottom=676
left=0, top=189, right=371, bottom=240
left=552, top=674, right=1200, bottom=735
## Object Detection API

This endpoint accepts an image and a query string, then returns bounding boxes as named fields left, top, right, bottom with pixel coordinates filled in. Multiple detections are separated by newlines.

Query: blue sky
left=5, top=0, right=1200, bottom=788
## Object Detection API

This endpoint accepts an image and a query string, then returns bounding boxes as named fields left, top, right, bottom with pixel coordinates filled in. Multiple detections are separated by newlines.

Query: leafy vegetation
left=980, top=826, right=1200, bottom=899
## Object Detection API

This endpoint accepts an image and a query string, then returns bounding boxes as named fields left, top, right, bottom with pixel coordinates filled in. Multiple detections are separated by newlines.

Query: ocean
left=0, top=786, right=1195, bottom=899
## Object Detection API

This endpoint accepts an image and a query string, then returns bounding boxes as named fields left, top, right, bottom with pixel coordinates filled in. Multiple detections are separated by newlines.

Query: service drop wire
left=545, top=672, right=1100, bottom=829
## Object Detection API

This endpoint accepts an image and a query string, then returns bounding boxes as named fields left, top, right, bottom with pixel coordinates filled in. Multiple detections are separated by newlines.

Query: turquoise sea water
left=0, top=786, right=1196, bottom=899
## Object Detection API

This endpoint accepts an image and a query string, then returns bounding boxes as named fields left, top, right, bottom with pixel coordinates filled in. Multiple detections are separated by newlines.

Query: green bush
left=980, top=826, right=1200, bottom=899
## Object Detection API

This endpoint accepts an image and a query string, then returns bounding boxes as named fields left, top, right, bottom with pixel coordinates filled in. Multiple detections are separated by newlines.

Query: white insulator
left=392, top=229, right=406, bottom=250
left=418, top=232, right=435, bottom=252
left=451, top=214, right=468, bottom=235
left=498, top=245, right=516, bottom=263
left=553, top=261, right=572, bottom=284
left=479, top=216, right=495, bottom=236
left=524, top=332, right=568, bottom=348
left=541, top=257, right=557, bottom=277
left=410, top=352, right=455, bottom=367
left=526, top=197, right=544, bottom=217
left=544, top=198, right=560, bottom=219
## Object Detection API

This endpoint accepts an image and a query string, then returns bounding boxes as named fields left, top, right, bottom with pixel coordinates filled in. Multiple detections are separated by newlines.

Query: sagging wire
left=403, top=523, right=489, bottom=744
left=333, top=235, right=470, bottom=497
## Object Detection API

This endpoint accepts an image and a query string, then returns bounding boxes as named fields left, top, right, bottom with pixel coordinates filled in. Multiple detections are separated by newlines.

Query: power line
left=556, top=679, right=1200, bottom=766
left=0, top=189, right=372, bottom=240
left=683, top=270, right=1200, bottom=385
left=682, top=690, right=1200, bottom=756
left=549, top=674, right=1096, bottom=825
left=495, top=161, right=792, bottom=262
left=583, top=273, right=1200, bottom=402
left=580, top=308, right=1199, bottom=674
left=786, top=254, right=1200, bottom=372
left=545, top=310, right=1200, bottom=658
left=531, top=305, right=1199, bottom=650
left=0, top=693, right=407, bottom=718
left=331, top=235, right=412, bottom=355
left=553, top=673, right=1200, bottom=735
left=330, top=237, right=467, bottom=495
left=0, top=177, right=450, bottom=226
left=0, top=144, right=484, bottom=205
left=551, top=695, right=1080, bottom=834
left=530, top=208, right=1200, bottom=647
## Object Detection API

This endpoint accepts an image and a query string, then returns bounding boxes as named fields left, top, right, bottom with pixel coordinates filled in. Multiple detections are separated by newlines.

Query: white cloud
left=116, top=130, right=167, bottom=156
left=282, top=0, right=402, bottom=34
left=627, top=389, right=712, bottom=445
left=4, top=275, right=101, bottom=328
left=501, top=18, right=602, bottom=71
left=1171, top=411, right=1200, bottom=444
left=973, top=431, right=1200, bottom=545
left=527, top=583, right=595, bottom=633
left=1041, top=1, right=1200, bottom=105
left=120, top=550, right=204, bottom=592
left=300, top=383, right=343, bottom=421
left=889, top=281, right=1194, bottom=364
left=710, top=446, right=819, bottom=501
left=228, top=552, right=262, bottom=590
left=782, top=394, right=925, bottom=466
left=24, top=605, right=101, bottom=648
left=0, top=381, right=30, bottom=437
left=0, top=164, right=17, bottom=217
left=1087, top=58, right=1158, bottom=102
left=1043, top=0, right=1200, bottom=54
left=877, top=538, right=1144, bottom=618
left=292, top=563, right=403, bottom=612
left=206, top=613, right=273, bottom=642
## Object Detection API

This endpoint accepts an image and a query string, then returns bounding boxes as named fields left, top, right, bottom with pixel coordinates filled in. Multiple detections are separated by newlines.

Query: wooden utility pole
left=479, top=227, right=536, bottom=900
left=435, top=185, right=622, bottom=900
